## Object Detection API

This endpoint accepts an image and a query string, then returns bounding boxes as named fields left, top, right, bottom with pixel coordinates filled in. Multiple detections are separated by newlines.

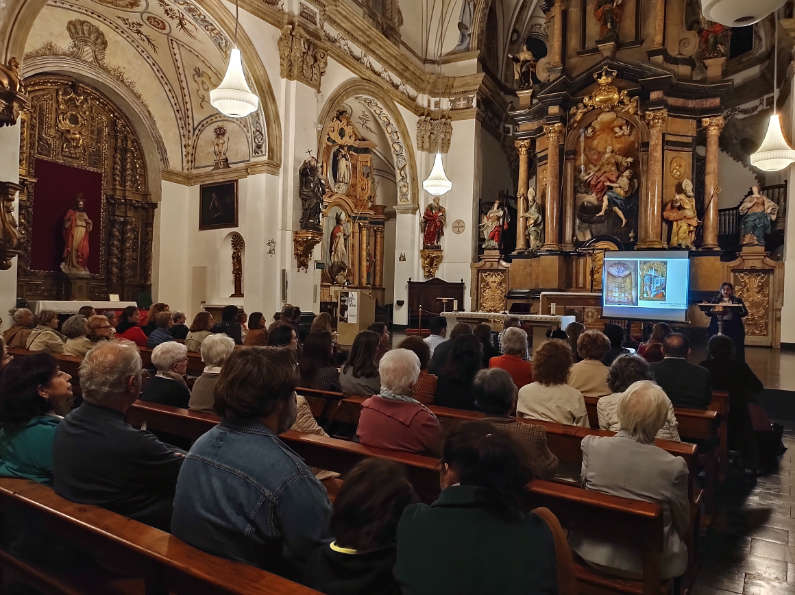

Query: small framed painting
left=199, top=180, right=238, bottom=230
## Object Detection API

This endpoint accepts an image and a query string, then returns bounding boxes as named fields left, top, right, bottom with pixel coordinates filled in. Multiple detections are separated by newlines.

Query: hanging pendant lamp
left=701, top=0, right=786, bottom=27
left=423, top=152, right=452, bottom=196
left=210, top=0, right=258, bottom=118
left=750, top=10, right=795, bottom=171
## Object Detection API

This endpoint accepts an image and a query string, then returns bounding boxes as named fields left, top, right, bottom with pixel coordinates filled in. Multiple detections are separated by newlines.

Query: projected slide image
left=639, top=261, right=667, bottom=301
left=604, top=260, right=638, bottom=306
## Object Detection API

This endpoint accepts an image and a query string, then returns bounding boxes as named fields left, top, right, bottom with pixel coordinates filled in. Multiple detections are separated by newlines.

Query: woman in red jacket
left=115, top=305, right=147, bottom=347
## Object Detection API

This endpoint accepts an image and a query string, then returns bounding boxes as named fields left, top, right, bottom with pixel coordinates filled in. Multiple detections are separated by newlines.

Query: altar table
left=441, top=312, right=575, bottom=354
left=27, top=300, right=137, bottom=315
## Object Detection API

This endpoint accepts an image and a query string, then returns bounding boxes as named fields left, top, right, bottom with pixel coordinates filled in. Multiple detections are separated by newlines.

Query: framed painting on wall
left=199, top=180, right=238, bottom=230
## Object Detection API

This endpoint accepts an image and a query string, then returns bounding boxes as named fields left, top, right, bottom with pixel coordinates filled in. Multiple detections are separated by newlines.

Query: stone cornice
left=161, top=160, right=279, bottom=187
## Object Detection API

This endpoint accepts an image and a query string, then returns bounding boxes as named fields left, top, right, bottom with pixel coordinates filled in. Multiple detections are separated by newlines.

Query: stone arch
left=470, top=0, right=494, bottom=52
left=317, top=79, right=419, bottom=211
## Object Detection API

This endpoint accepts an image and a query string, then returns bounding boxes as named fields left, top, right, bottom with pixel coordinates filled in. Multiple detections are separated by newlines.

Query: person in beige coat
left=568, top=330, right=611, bottom=397
left=62, top=315, right=92, bottom=358
left=26, top=310, right=65, bottom=355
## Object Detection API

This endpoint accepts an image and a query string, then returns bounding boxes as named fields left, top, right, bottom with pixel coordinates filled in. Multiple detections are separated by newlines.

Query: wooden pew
left=0, top=478, right=318, bottom=594
left=710, top=391, right=730, bottom=481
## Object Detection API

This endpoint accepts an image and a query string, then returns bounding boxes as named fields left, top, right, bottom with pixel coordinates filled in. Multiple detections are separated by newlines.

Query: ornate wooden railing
left=718, top=181, right=787, bottom=254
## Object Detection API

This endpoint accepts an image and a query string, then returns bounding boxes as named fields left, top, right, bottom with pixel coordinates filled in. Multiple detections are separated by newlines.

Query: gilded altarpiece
left=727, top=247, right=783, bottom=348
left=18, top=76, right=155, bottom=301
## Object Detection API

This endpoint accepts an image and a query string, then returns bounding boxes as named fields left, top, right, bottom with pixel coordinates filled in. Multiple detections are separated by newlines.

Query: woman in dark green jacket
left=395, top=421, right=557, bottom=595
left=0, top=353, right=74, bottom=484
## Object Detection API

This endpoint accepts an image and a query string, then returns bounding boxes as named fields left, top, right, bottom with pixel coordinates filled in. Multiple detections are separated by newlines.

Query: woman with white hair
left=189, top=333, right=235, bottom=412
left=62, top=315, right=92, bottom=358
left=356, top=348, right=441, bottom=455
left=141, top=341, right=190, bottom=408
left=571, top=380, right=689, bottom=580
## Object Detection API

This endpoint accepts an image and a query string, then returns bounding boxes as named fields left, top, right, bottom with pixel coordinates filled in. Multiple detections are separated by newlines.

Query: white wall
left=0, top=123, right=19, bottom=329
left=718, top=149, right=759, bottom=209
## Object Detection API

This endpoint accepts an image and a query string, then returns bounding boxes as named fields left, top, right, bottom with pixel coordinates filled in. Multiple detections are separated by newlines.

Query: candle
left=550, top=302, right=556, bottom=314
left=453, top=299, right=458, bottom=311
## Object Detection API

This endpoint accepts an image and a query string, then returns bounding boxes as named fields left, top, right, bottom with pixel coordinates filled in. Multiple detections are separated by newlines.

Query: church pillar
left=638, top=109, right=667, bottom=249
left=562, top=153, right=575, bottom=251
left=359, top=223, right=368, bottom=286
left=653, top=0, right=666, bottom=47
left=548, top=1, right=565, bottom=73
left=542, top=123, right=563, bottom=252
left=374, top=223, right=384, bottom=287
left=514, top=139, right=531, bottom=251
left=702, top=116, right=725, bottom=250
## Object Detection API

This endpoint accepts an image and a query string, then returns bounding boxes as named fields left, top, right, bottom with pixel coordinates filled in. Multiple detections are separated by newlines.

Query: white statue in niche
left=332, top=146, right=352, bottom=193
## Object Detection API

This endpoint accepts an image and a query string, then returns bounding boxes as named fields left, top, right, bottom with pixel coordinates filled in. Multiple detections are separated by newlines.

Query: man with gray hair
left=3, top=307, right=35, bottom=349
left=488, top=326, right=533, bottom=389
left=53, top=340, right=184, bottom=529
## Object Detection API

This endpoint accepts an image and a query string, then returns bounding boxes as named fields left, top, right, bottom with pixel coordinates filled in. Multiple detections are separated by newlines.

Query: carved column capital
left=644, top=108, right=668, bottom=129
left=514, top=139, right=532, bottom=155
left=278, top=24, right=327, bottom=92
left=0, top=58, right=29, bottom=128
left=702, top=115, right=726, bottom=134
left=543, top=122, right=564, bottom=143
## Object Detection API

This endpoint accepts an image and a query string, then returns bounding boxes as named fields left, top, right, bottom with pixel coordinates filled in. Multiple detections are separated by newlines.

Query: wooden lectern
left=336, top=289, right=376, bottom=346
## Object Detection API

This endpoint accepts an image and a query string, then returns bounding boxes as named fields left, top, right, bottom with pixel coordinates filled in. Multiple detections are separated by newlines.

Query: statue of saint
left=740, top=185, right=778, bottom=246
left=299, top=155, right=325, bottom=231
left=583, top=145, right=630, bottom=199
left=663, top=178, right=700, bottom=249
left=594, top=0, right=624, bottom=41
left=598, top=169, right=634, bottom=228
left=521, top=188, right=543, bottom=253
left=480, top=199, right=509, bottom=250
left=508, top=45, right=536, bottom=90
left=61, top=194, right=93, bottom=275
left=421, top=196, right=446, bottom=248
left=334, top=147, right=352, bottom=193
left=329, top=211, right=349, bottom=268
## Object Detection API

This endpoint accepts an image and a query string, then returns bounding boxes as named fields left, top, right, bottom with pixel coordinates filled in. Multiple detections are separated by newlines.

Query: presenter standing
left=707, top=282, right=748, bottom=362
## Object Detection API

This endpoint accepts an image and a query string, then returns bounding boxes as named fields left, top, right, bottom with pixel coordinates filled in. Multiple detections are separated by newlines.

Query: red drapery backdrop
left=32, top=159, right=102, bottom=273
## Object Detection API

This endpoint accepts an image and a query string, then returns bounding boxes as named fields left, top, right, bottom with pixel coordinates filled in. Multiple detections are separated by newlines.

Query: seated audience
left=496, top=318, right=519, bottom=355
left=3, top=307, right=35, bottom=349
left=212, top=305, right=243, bottom=345
left=146, top=312, right=174, bottom=348
left=141, top=341, right=190, bottom=408
left=423, top=316, right=447, bottom=356
left=650, top=333, right=711, bottom=409
left=310, top=311, right=335, bottom=335
left=116, top=306, right=148, bottom=347
left=395, top=421, right=556, bottom=594
left=104, top=311, right=118, bottom=330
left=474, top=323, right=499, bottom=368
left=0, top=354, right=74, bottom=483
left=473, top=368, right=558, bottom=479
left=602, top=323, right=630, bottom=366
left=305, top=459, right=416, bottom=595
left=141, top=302, right=169, bottom=336
left=517, top=340, right=589, bottom=427
left=489, top=326, right=533, bottom=389
left=435, top=335, right=483, bottom=410
left=237, top=310, right=249, bottom=343
left=339, top=330, right=381, bottom=396
left=568, top=330, right=611, bottom=397
left=269, top=304, right=296, bottom=334
left=597, top=355, right=680, bottom=441
left=368, top=323, right=392, bottom=363
left=300, top=331, right=341, bottom=391
left=77, top=305, right=95, bottom=319
left=637, top=322, right=671, bottom=363
left=398, top=336, right=436, bottom=404
left=244, top=311, right=268, bottom=346
left=62, top=314, right=92, bottom=358
left=185, top=311, right=215, bottom=352
left=428, top=322, right=472, bottom=374
left=189, top=333, right=235, bottom=412
left=54, top=341, right=184, bottom=529
left=357, top=348, right=441, bottom=455
left=565, top=321, right=585, bottom=362
left=86, top=314, right=114, bottom=344
left=26, top=310, right=65, bottom=354
left=268, top=324, right=299, bottom=350
left=0, top=336, right=11, bottom=370
left=169, top=311, right=189, bottom=340
left=570, top=381, right=689, bottom=580
left=171, top=347, right=331, bottom=574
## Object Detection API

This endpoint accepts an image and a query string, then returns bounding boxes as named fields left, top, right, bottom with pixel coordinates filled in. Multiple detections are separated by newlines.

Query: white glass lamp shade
left=701, top=0, right=786, bottom=26
left=210, top=48, right=259, bottom=118
left=750, top=114, right=795, bottom=172
left=422, top=152, right=452, bottom=196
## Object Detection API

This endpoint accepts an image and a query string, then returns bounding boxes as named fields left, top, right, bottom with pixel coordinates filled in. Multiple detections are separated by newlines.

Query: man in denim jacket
left=171, top=347, right=331, bottom=576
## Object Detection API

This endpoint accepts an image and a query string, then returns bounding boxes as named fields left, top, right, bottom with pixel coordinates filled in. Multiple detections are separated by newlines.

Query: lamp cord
left=234, top=0, right=239, bottom=47
left=774, top=9, right=778, bottom=111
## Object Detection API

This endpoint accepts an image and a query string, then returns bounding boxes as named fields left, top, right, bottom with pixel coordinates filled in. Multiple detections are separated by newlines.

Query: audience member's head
left=213, top=347, right=298, bottom=432
left=37, top=310, right=59, bottom=329
left=248, top=312, right=266, bottom=330
left=368, top=323, right=391, bottom=347
left=237, top=310, right=247, bottom=325
left=104, top=311, right=117, bottom=328
left=618, top=380, right=670, bottom=444
left=117, top=306, right=140, bottom=333
left=441, top=335, right=482, bottom=380
left=706, top=333, right=735, bottom=361
left=533, top=340, right=573, bottom=386
left=379, top=348, right=420, bottom=396
left=607, top=354, right=651, bottom=393
left=87, top=315, right=113, bottom=341
left=300, top=331, right=334, bottom=381
left=649, top=322, right=672, bottom=344
left=148, top=303, right=169, bottom=324
left=449, top=322, right=473, bottom=340
left=398, top=336, right=431, bottom=371
left=0, top=353, right=74, bottom=422
left=577, top=330, right=610, bottom=361
left=565, top=322, right=585, bottom=357
left=500, top=327, right=528, bottom=357
left=330, top=458, right=417, bottom=551
left=171, top=311, right=186, bottom=326
left=474, top=323, right=493, bottom=346
left=79, top=341, right=142, bottom=410
left=200, top=333, right=235, bottom=367
left=151, top=341, right=188, bottom=376
left=61, top=314, right=88, bottom=340
left=547, top=329, right=567, bottom=340
left=189, top=311, right=214, bottom=332
left=279, top=304, right=295, bottom=324
left=662, top=333, right=689, bottom=358
left=310, top=312, right=334, bottom=334
left=504, top=318, right=520, bottom=330
left=78, top=305, right=96, bottom=318
left=441, top=421, right=529, bottom=519
left=428, top=316, right=447, bottom=337
left=472, top=368, right=517, bottom=416
left=602, top=324, right=624, bottom=349
left=290, top=306, right=302, bottom=323
left=268, top=324, right=298, bottom=351
left=153, top=311, right=171, bottom=330
left=12, top=307, right=34, bottom=328
left=344, top=330, right=380, bottom=378
left=221, top=305, right=239, bottom=324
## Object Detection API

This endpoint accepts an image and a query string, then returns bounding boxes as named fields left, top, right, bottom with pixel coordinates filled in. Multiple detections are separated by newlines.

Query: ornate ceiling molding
left=278, top=23, right=327, bottom=91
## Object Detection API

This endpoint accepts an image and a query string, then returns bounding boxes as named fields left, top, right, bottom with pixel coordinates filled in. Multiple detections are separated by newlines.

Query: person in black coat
left=707, top=282, right=749, bottom=363
left=649, top=333, right=711, bottom=410
left=428, top=323, right=473, bottom=375
left=212, top=305, right=243, bottom=345
left=304, top=459, right=416, bottom=595
left=434, top=335, right=483, bottom=410
left=140, top=341, right=190, bottom=408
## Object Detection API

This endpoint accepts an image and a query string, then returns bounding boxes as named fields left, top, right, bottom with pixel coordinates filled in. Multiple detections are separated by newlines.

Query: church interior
left=2, top=0, right=795, bottom=592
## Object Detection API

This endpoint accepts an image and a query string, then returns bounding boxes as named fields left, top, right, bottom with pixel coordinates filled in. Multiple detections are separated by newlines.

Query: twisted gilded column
left=359, top=224, right=368, bottom=286
left=374, top=225, right=384, bottom=286
left=542, top=123, right=563, bottom=252
left=514, top=139, right=532, bottom=251
left=562, top=155, right=575, bottom=251
left=639, top=109, right=667, bottom=249
left=702, top=116, right=725, bottom=250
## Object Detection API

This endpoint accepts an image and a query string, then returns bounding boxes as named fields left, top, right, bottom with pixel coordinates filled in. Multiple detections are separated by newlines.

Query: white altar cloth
left=441, top=312, right=575, bottom=353
left=28, top=300, right=137, bottom=314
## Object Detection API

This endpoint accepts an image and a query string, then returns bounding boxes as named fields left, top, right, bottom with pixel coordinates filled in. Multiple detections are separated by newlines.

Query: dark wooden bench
left=0, top=478, right=318, bottom=594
